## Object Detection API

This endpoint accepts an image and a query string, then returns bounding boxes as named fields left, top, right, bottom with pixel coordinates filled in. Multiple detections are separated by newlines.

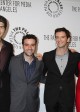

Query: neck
left=56, top=47, right=68, bottom=56
left=24, top=53, right=34, bottom=64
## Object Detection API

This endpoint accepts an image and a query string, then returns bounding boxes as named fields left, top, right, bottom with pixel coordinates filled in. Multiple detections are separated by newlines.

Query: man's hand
left=69, top=48, right=77, bottom=52
left=36, top=53, right=42, bottom=60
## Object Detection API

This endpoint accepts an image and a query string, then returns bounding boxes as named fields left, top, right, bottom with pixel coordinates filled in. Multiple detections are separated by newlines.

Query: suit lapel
left=50, top=49, right=72, bottom=76
left=62, top=50, right=73, bottom=75
left=19, top=53, right=27, bottom=82
left=16, top=54, right=41, bottom=83
left=50, top=50, right=61, bottom=76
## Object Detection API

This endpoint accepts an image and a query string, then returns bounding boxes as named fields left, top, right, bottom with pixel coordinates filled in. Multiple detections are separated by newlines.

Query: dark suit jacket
left=9, top=53, right=44, bottom=112
left=43, top=49, right=80, bottom=107
left=0, top=40, right=13, bottom=111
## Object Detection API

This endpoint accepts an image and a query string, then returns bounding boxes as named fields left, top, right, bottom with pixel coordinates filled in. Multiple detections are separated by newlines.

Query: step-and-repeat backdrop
left=0, top=0, right=80, bottom=111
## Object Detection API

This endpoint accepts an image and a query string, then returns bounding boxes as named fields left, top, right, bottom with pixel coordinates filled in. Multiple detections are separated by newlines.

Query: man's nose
left=28, top=45, right=32, bottom=49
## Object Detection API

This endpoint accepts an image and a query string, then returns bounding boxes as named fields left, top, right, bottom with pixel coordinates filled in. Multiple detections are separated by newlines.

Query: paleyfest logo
left=44, top=0, right=63, bottom=18
left=9, top=27, right=29, bottom=49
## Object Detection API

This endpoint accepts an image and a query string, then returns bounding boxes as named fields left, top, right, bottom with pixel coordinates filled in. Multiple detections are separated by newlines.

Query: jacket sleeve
left=40, top=53, right=48, bottom=83
left=75, top=53, right=80, bottom=77
left=39, top=60, right=46, bottom=84
left=42, top=53, right=48, bottom=75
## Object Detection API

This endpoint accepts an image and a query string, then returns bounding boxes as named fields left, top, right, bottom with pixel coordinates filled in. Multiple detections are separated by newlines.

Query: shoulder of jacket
left=70, top=51, right=80, bottom=60
left=43, top=49, right=55, bottom=56
left=3, top=40, right=12, bottom=46
left=11, top=53, right=22, bottom=61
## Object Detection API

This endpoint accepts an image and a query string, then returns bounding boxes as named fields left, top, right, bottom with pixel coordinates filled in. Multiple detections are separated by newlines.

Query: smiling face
left=23, top=38, right=36, bottom=57
left=0, top=22, right=6, bottom=41
left=55, top=31, right=70, bottom=48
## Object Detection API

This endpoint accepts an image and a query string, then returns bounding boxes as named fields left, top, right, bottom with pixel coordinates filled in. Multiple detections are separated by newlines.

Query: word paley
left=0, top=0, right=31, bottom=13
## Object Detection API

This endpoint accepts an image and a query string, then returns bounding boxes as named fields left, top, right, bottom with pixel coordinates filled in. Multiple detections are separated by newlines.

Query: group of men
left=0, top=15, right=80, bottom=112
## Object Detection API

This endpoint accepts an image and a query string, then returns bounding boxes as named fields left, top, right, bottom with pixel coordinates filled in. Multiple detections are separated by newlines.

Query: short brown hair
left=22, top=34, right=38, bottom=45
left=55, top=27, right=71, bottom=41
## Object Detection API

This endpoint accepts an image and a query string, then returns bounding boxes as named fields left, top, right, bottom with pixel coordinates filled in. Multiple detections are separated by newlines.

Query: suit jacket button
left=59, top=86, right=62, bottom=90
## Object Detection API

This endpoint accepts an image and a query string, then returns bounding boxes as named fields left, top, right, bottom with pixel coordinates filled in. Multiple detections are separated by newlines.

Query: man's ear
left=67, top=37, right=71, bottom=43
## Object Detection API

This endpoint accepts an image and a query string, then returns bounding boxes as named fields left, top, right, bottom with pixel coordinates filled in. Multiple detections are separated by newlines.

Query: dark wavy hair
left=54, top=27, right=71, bottom=42
left=0, top=15, right=7, bottom=29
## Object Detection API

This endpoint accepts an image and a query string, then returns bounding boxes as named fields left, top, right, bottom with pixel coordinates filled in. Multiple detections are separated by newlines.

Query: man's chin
left=25, top=53, right=34, bottom=57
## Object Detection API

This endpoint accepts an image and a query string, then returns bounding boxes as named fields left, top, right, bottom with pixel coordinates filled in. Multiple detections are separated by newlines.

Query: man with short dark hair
left=9, top=34, right=44, bottom=112
left=43, top=27, right=80, bottom=112
left=0, top=15, right=14, bottom=112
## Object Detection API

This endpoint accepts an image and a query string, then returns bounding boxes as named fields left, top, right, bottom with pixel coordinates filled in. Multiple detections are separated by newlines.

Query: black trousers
left=0, top=92, right=10, bottom=112
left=45, top=90, right=74, bottom=112
left=45, top=101, right=74, bottom=112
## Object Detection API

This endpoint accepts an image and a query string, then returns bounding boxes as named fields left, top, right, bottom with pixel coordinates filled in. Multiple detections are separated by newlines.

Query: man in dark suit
left=0, top=15, right=14, bottom=112
left=43, top=27, right=80, bottom=112
left=9, top=34, right=44, bottom=112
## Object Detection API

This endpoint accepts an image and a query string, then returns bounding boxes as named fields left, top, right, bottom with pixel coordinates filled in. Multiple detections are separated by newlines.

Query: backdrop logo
left=44, top=0, right=63, bottom=18
left=9, top=27, right=29, bottom=49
